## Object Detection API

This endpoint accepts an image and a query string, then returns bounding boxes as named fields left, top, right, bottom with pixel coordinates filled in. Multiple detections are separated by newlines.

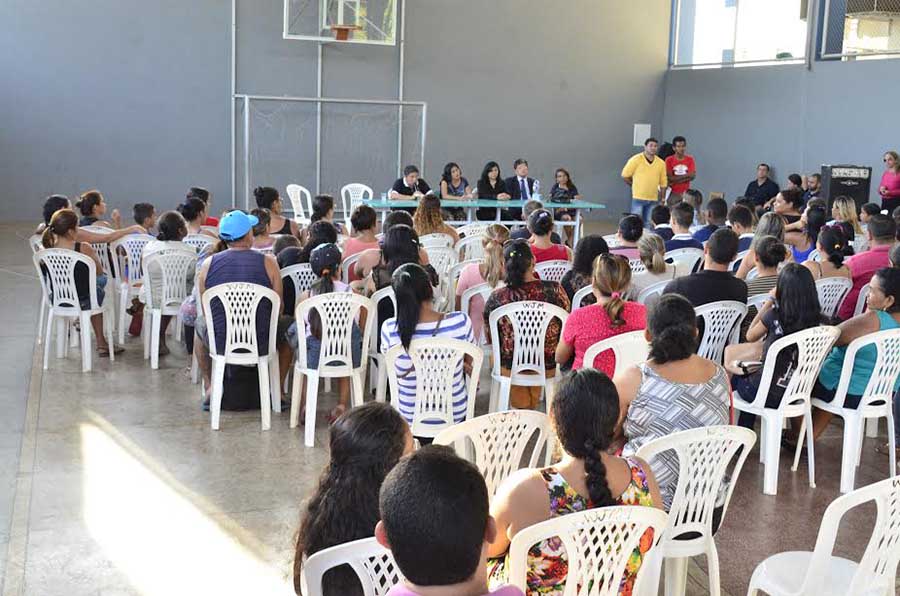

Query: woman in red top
left=556, top=253, right=646, bottom=374
left=880, top=150, right=900, bottom=214
left=527, top=208, right=572, bottom=263
left=187, top=187, right=218, bottom=226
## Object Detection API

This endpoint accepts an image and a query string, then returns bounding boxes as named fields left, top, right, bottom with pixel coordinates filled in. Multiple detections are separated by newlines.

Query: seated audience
left=301, top=194, right=345, bottom=241
left=378, top=446, right=524, bottom=596
left=692, top=197, right=728, bottom=243
left=630, top=233, right=676, bottom=295
left=487, top=369, right=661, bottom=593
left=728, top=204, right=755, bottom=253
left=784, top=202, right=826, bottom=264
left=893, top=243, right=900, bottom=268
left=277, top=220, right=342, bottom=326
left=744, top=163, right=780, bottom=212
left=550, top=167, right=580, bottom=245
left=610, top=214, right=643, bottom=259
left=772, top=189, right=804, bottom=225
left=36, top=194, right=144, bottom=243
left=455, top=224, right=510, bottom=342
left=510, top=200, right=561, bottom=244
left=830, top=195, right=861, bottom=244
left=294, top=402, right=412, bottom=596
left=354, top=211, right=428, bottom=281
left=615, top=294, right=730, bottom=509
left=741, top=236, right=788, bottom=337
left=195, top=210, right=282, bottom=394
left=556, top=254, right=646, bottom=372
left=363, top=224, right=436, bottom=296
left=528, top=209, right=572, bottom=263
left=133, top=203, right=157, bottom=234
left=560, top=234, right=609, bottom=305
left=76, top=190, right=120, bottom=228
left=476, top=161, right=511, bottom=221
left=665, top=202, right=703, bottom=251
left=786, top=173, right=803, bottom=192
left=251, top=208, right=275, bottom=250
left=735, top=212, right=786, bottom=280
left=178, top=197, right=217, bottom=238
left=664, top=228, right=747, bottom=307
left=342, top=205, right=380, bottom=281
left=254, top=186, right=299, bottom=237
left=413, top=195, right=460, bottom=244
left=838, top=214, right=897, bottom=320
left=684, top=188, right=705, bottom=227
left=381, top=263, right=475, bottom=427
left=483, top=240, right=570, bottom=409
left=650, top=204, right=673, bottom=241
left=860, top=202, right=882, bottom=226
left=187, top=187, right=218, bottom=226
left=803, top=173, right=822, bottom=203
left=273, top=234, right=300, bottom=256
left=726, top=263, right=823, bottom=430
left=40, top=209, right=122, bottom=356
left=803, top=225, right=852, bottom=284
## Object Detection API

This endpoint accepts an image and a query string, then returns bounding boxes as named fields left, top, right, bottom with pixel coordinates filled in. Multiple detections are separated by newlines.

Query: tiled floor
left=0, top=222, right=897, bottom=596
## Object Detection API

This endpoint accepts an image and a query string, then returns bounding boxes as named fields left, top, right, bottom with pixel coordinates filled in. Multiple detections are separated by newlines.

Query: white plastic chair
left=456, top=222, right=491, bottom=239
left=637, top=279, right=669, bottom=305
left=434, top=410, right=553, bottom=498
left=281, top=263, right=318, bottom=297
left=745, top=267, right=760, bottom=281
left=341, top=253, right=362, bottom=285
left=807, top=249, right=821, bottom=262
left=508, top=506, right=668, bottom=596
left=292, top=293, right=374, bottom=447
left=804, top=328, right=900, bottom=493
left=742, top=293, right=770, bottom=333
left=534, top=259, right=572, bottom=284
left=253, top=245, right=274, bottom=256
left=629, top=258, right=647, bottom=275
left=285, top=183, right=312, bottom=226
left=460, top=282, right=494, bottom=345
left=340, top=183, right=373, bottom=229
left=635, top=426, right=756, bottom=596
left=582, top=330, right=648, bottom=377
left=695, top=300, right=748, bottom=365
left=571, top=285, right=594, bottom=311
left=666, top=248, right=704, bottom=276
left=141, top=248, right=197, bottom=369
left=603, top=233, right=620, bottom=248
left=183, top=234, right=214, bottom=254
left=730, top=249, right=750, bottom=272
left=30, top=238, right=50, bottom=344
left=28, top=235, right=43, bottom=254
left=200, top=225, right=218, bottom=236
left=419, top=233, right=454, bottom=249
left=423, top=246, right=459, bottom=310
left=815, top=277, right=853, bottom=319
left=732, top=326, right=840, bottom=495
left=201, top=282, right=281, bottom=430
left=300, top=537, right=402, bottom=596
left=34, top=249, right=116, bottom=372
left=488, top=301, right=568, bottom=412
left=384, top=337, right=483, bottom=438
left=747, top=476, right=900, bottom=596
left=111, top=234, right=155, bottom=344
left=442, top=258, right=482, bottom=313
left=454, top=234, right=485, bottom=261
left=854, top=283, right=871, bottom=317
left=369, top=287, right=397, bottom=404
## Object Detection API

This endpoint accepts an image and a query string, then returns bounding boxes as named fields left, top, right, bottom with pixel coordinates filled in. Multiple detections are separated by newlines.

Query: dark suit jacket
left=505, top=176, right=537, bottom=201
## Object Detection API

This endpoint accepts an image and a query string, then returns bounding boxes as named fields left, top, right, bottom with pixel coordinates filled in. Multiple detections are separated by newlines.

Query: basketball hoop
left=330, top=24, right=361, bottom=41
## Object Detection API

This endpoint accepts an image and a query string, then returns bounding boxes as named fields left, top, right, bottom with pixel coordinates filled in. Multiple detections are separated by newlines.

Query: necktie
left=520, top=178, right=527, bottom=199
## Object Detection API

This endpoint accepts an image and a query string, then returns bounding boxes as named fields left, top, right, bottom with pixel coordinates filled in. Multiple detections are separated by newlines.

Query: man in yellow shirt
left=621, top=137, right=667, bottom=224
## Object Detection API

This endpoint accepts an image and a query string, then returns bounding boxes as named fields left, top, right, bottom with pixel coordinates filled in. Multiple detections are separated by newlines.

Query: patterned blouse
left=622, top=362, right=731, bottom=510
left=489, top=458, right=654, bottom=596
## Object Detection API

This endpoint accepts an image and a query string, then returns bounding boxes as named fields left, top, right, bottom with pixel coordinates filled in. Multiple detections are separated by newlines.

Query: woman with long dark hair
left=294, top=402, right=412, bottom=595
left=528, top=209, right=571, bottom=263
left=300, top=194, right=345, bottom=243
left=379, top=263, right=475, bottom=427
left=482, top=239, right=570, bottom=409
left=487, top=368, right=661, bottom=593
left=439, top=161, right=471, bottom=221
left=550, top=167, right=581, bottom=246
left=178, top=197, right=217, bottom=238
left=75, top=189, right=121, bottom=229
left=786, top=205, right=827, bottom=263
left=475, top=161, right=511, bottom=220
left=254, top=185, right=299, bottom=237
left=560, top=234, right=609, bottom=304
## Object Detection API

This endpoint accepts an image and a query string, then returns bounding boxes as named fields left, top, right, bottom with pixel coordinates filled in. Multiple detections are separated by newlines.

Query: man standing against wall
left=665, top=135, right=696, bottom=206
left=622, top=138, right=667, bottom=224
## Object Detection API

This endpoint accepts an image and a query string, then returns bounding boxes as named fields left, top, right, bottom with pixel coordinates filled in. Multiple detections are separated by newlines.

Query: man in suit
left=504, top=158, right=537, bottom=220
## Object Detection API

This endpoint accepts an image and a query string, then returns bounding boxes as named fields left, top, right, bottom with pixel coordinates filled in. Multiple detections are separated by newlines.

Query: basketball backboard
left=283, top=0, right=397, bottom=44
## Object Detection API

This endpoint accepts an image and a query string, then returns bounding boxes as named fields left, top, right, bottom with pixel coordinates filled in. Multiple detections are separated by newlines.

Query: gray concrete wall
left=1, top=0, right=670, bottom=222
left=662, top=59, right=899, bottom=203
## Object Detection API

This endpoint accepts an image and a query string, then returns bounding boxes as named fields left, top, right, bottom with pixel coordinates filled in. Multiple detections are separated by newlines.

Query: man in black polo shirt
left=664, top=228, right=748, bottom=308
left=744, top=163, right=780, bottom=213
left=389, top=164, right=432, bottom=213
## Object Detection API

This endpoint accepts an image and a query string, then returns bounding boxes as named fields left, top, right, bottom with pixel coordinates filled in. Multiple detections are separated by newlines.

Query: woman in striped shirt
left=380, top=263, right=475, bottom=430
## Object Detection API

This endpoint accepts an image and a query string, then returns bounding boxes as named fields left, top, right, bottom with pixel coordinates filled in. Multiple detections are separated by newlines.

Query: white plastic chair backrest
left=253, top=246, right=274, bottom=256
left=34, top=249, right=102, bottom=312
left=384, top=338, right=483, bottom=437
left=730, top=249, right=750, bottom=272
left=637, top=279, right=669, bottom=305
left=628, top=258, right=647, bottom=275
left=534, top=259, right=572, bottom=283
left=80, top=225, right=112, bottom=234
left=694, top=300, right=748, bottom=364
left=455, top=234, right=485, bottom=261
left=815, top=277, right=853, bottom=319
left=142, top=248, right=197, bottom=311
left=808, top=249, right=821, bottom=262
left=433, top=410, right=552, bottom=499
left=666, top=248, right=704, bottom=275
left=571, top=285, right=594, bottom=311
left=582, top=330, right=648, bottom=376
left=295, top=293, right=373, bottom=373
left=603, top=233, right=620, bottom=248
left=183, top=234, right=214, bottom=253
left=201, top=282, right=280, bottom=359
left=798, top=477, right=900, bottom=596
left=854, top=283, right=870, bottom=317
left=852, top=235, right=868, bottom=254
left=28, top=236, right=43, bottom=254
left=111, top=234, right=154, bottom=288
left=508, top=506, right=668, bottom=596
left=488, top=301, right=568, bottom=377
left=635, top=426, right=756, bottom=543
left=744, top=325, right=839, bottom=411
left=460, top=282, right=494, bottom=344
left=423, top=246, right=458, bottom=279
left=341, top=183, right=372, bottom=220
left=831, top=328, right=900, bottom=413
left=743, top=294, right=769, bottom=329
left=419, top=233, right=454, bottom=249
left=341, top=253, right=363, bottom=284
left=281, top=263, right=317, bottom=296
left=370, top=286, right=397, bottom=354
left=200, top=225, right=218, bottom=235
left=745, top=267, right=759, bottom=281
left=456, top=222, right=490, bottom=239
left=447, top=258, right=483, bottom=298
left=301, top=537, right=402, bottom=596
left=82, top=227, right=115, bottom=276
left=285, top=184, right=312, bottom=223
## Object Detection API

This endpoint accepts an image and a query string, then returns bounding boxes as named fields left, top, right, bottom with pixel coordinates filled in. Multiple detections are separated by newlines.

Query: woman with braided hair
left=487, top=368, right=662, bottom=594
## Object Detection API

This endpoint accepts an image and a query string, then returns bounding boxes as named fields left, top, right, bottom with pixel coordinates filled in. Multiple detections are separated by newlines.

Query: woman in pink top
left=880, top=150, right=900, bottom=214
left=608, top=214, right=643, bottom=260
left=555, top=253, right=646, bottom=374
left=527, top=208, right=572, bottom=263
left=456, top=224, right=509, bottom=342
left=342, top=205, right=381, bottom=281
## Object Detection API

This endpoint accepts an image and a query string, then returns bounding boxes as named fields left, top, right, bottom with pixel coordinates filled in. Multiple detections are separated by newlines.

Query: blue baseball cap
left=218, top=210, right=258, bottom=241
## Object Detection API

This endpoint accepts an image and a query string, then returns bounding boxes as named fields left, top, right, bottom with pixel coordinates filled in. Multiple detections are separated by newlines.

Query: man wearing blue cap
left=194, top=210, right=283, bottom=404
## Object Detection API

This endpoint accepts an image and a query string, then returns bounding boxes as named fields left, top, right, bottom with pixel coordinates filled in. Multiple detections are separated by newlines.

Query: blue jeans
left=630, top=199, right=655, bottom=225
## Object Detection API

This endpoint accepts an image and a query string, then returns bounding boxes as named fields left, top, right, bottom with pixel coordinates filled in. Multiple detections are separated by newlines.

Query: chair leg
left=707, top=540, right=722, bottom=596
left=758, top=416, right=766, bottom=463
left=866, top=417, right=879, bottom=438
left=37, top=297, right=46, bottom=345
left=497, top=378, right=511, bottom=412
left=324, top=378, right=332, bottom=393
left=105, top=306, right=116, bottom=363
left=840, top=416, right=861, bottom=494
left=143, top=309, right=151, bottom=360
left=210, top=358, right=225, bottom=430
left=304, top=371, right=320, bottom=447
left=664, top=557, right=688, bottom=596
left=191, top=354, right=199, bottom=384
left=257, top=360, right=271, bottom=431
left=375, top=364, right=387, bottom=403
left=56, top=318, right=66, bottom=359
left=43, top=313, right=54, bottom=370
left=762, top=417, right=782, bottom=496
left=290, top=366, right=303, bottom=429
left=269, top=357, right=281, bottom=413
left=888, top=413, right=897, bottom=478
left=118, top=287, right=128, bottom=345
left=80, top=313, right=92, bottom=373
left=792, top=416, right=806, bottom=473
left=805, top=411, right=816, bottom=489
left=545, top=377, right=559, bottom=414
left=150, top=310, right=161, bottom=370
left=488, top=378, right=499, bottom=412
left=350, top=371, right=364, bottom=408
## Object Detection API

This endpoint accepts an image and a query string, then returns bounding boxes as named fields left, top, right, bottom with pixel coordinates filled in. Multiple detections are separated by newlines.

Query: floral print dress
left=489, top=457, right=654, bottom=596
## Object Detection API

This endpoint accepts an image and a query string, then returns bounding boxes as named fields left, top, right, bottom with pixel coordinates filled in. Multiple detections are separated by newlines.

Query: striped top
left=380, top=312, right=475, bottom=426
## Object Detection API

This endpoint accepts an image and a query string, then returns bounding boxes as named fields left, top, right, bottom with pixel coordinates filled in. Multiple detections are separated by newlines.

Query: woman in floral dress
left=487, top=369, right=663, bottom=595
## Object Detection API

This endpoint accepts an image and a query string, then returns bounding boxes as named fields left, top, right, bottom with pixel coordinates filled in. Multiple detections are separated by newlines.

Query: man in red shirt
left=665, top=135, right=696, bottom=206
